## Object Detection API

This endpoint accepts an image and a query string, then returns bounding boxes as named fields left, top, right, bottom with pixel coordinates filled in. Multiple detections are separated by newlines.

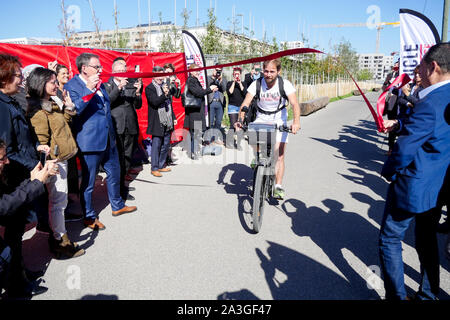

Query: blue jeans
left=379, top=185, right=441, bottom=300
left=189, top=129, right=202, bottom=157
left=151, top=132, right=171, bottom=171
left=209, top=101, right=224, bottom=141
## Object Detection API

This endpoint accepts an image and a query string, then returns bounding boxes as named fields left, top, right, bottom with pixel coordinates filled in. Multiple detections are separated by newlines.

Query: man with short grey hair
left=64, top=53, right=137, bottom=231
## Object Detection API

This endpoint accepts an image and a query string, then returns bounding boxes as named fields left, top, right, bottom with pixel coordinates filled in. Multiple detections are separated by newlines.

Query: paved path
left=21, top=92, right=449, bottom=300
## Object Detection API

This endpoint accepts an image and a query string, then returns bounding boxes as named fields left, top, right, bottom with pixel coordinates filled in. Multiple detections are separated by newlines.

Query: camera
left=125, top=77, right=137, bottom=88
left=215, top=70, right=221, bottom=77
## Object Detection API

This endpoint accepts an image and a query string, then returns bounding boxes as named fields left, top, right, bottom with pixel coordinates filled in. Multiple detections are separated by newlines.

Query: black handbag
left=182, top=82, right=202, bottom=108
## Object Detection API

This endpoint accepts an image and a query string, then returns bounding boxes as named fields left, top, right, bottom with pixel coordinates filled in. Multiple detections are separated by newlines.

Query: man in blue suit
left=64, top=53, right=137, bottom=230
left=379, top=43, right=450, bottom=300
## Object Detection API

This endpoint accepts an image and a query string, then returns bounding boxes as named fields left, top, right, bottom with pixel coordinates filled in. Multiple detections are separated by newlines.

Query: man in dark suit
left=379, top=43, right=450, bottom=300
left=64, top=53, right=137, bottom=231
left=104, top=58, right=142, bottom=201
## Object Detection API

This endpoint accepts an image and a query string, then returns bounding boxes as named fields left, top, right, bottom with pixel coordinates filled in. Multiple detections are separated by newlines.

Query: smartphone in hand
left=39, top=152, right=47, bottom=166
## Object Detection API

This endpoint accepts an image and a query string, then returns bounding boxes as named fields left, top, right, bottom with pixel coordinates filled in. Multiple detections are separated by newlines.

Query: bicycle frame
left=245, top=123, right=286, bottom=232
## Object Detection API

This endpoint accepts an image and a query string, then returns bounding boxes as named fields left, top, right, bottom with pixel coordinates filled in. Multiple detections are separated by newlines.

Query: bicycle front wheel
left=252, top=166, right=267, bottom=233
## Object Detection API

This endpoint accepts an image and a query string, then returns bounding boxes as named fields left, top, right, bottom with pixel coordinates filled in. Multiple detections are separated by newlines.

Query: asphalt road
left=21, top=92, right=449, bottom=300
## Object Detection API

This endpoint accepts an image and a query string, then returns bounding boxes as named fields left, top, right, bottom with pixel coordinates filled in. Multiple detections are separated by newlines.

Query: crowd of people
left=0, top=42, right=449, bottom=300
left=0, top=50, right=272, bottom=299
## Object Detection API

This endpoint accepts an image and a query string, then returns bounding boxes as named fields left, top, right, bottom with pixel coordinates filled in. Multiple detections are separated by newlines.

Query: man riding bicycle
left=235, top=59, right=300, bottom=200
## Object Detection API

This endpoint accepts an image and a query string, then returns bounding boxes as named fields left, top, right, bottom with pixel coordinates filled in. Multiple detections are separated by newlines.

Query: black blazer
left=145, top=82, right=176, bottom=137
left=0, top=179, right=45, bottom=218
left=0, top=91, right=39, bottom=188
left=104, top=77, right=142, bottom=135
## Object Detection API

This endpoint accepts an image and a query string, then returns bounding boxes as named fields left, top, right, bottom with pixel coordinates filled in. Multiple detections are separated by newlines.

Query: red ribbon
left=81, top=79, right=103, bottom=102
left=376, top=73, right=412, bottom=131
left=79, top=47, right=390, bottom=131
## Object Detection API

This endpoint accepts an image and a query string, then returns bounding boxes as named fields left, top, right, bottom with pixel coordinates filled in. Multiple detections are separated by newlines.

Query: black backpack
left=245, top=76, right=289, bottom=124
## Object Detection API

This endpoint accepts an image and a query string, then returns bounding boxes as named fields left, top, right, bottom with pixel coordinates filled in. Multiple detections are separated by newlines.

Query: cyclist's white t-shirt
left=247, top=77, right=295, bottom=142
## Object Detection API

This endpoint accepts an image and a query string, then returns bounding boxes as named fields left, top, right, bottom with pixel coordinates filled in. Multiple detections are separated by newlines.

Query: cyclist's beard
left=265, top=76, right=276, bottom=87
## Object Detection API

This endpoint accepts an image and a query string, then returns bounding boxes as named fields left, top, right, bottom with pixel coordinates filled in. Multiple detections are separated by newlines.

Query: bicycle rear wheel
left=252, top=166, right=267, bottom=233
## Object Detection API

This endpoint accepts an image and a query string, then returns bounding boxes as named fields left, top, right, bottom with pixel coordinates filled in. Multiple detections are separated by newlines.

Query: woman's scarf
left=152, top=80, right=173, bottom=131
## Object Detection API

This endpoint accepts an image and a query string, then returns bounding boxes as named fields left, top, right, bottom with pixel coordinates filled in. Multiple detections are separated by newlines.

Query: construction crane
left=312, top=21, right=400, bottom=53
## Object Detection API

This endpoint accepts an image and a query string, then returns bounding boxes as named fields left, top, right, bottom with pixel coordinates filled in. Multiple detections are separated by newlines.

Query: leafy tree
left=158, top=12, right=177, bottom=52
left=104, top=32, right=129, bottom=48
left=333, top=38, right=359, bottom=75
left=356, top=69, right=373, bottom=81
left=199, top=8, right=223, bottom=54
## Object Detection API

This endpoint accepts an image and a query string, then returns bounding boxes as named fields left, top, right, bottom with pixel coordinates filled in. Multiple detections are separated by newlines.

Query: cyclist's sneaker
left=273, top=187, right=285, bottom=200
left=250, top=159, right=257, bottom=170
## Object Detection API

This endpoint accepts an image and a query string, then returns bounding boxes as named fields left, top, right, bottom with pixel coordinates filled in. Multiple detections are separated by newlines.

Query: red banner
left=0, top=43, right=186, bottom=140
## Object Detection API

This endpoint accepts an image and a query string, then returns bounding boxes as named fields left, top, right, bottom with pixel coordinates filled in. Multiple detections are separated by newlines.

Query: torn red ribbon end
left=376, top=73, right=412, bottom=132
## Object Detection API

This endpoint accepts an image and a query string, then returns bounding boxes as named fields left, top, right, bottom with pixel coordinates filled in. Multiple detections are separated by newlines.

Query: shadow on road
left=218, top=240, right=361, bottom=299
left=281, top=198, right=382, bottom=299
left=217, top=163, right=255, bottom=234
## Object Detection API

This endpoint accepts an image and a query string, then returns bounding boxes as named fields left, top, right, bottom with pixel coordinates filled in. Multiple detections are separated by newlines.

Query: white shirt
left=418, top=79, right=450, bottom=99
left=247, top=77, right=296, bottom=123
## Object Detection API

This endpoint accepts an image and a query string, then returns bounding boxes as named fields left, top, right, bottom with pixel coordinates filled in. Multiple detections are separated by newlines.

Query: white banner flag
left=399, top=9, right=440, bottom=77
left=182, top=30, right=209, bottom=120
left=182, top=30, right=207, bottom=88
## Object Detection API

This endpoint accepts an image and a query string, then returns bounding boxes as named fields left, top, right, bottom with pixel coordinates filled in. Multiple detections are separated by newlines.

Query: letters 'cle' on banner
left=182, top=30, right=209, bottom=119
left=399, top=8, right=440, bottom=77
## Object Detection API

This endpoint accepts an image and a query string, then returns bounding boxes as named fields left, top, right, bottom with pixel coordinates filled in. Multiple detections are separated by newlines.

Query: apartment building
left=358, top=53, right=394, bottom=80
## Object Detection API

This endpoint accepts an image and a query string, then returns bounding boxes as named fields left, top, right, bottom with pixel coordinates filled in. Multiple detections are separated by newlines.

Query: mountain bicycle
left=244, top=122, right=292, bottom=233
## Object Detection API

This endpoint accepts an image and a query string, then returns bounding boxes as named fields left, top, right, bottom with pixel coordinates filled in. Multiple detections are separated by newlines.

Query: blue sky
left=0, top=0, right=447, bottom=56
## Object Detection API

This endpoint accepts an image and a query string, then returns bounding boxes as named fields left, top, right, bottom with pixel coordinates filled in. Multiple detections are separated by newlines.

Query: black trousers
left=0, top=212, right=27, bottom=289
left=116, top=130, right=137, bottom=198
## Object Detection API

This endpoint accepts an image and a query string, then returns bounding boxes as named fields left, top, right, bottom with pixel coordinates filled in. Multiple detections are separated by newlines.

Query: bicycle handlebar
left=237, top=106, right=295, bottom=133
left=239, top=122, right=293, bottom=133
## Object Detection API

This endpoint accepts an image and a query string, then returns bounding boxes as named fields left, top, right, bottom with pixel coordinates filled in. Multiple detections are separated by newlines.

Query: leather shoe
left=83, top=218, right=106, bottom=230
left=6, top=280, right=48, bottom=299
left=151, top=170, right=162, bottom=177
left=158, top=167, right=171, bottom=172
left=112, top=205, right=137, bottom=217
left=126, top=194, right=135, bottom=201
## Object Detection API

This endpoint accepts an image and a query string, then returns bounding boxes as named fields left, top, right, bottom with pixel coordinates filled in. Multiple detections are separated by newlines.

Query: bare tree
left=58, top=0, right=74, bottom=46
left=113, top=0, right=119, bottom=47
left=87, top=0, right=103, bottom=46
